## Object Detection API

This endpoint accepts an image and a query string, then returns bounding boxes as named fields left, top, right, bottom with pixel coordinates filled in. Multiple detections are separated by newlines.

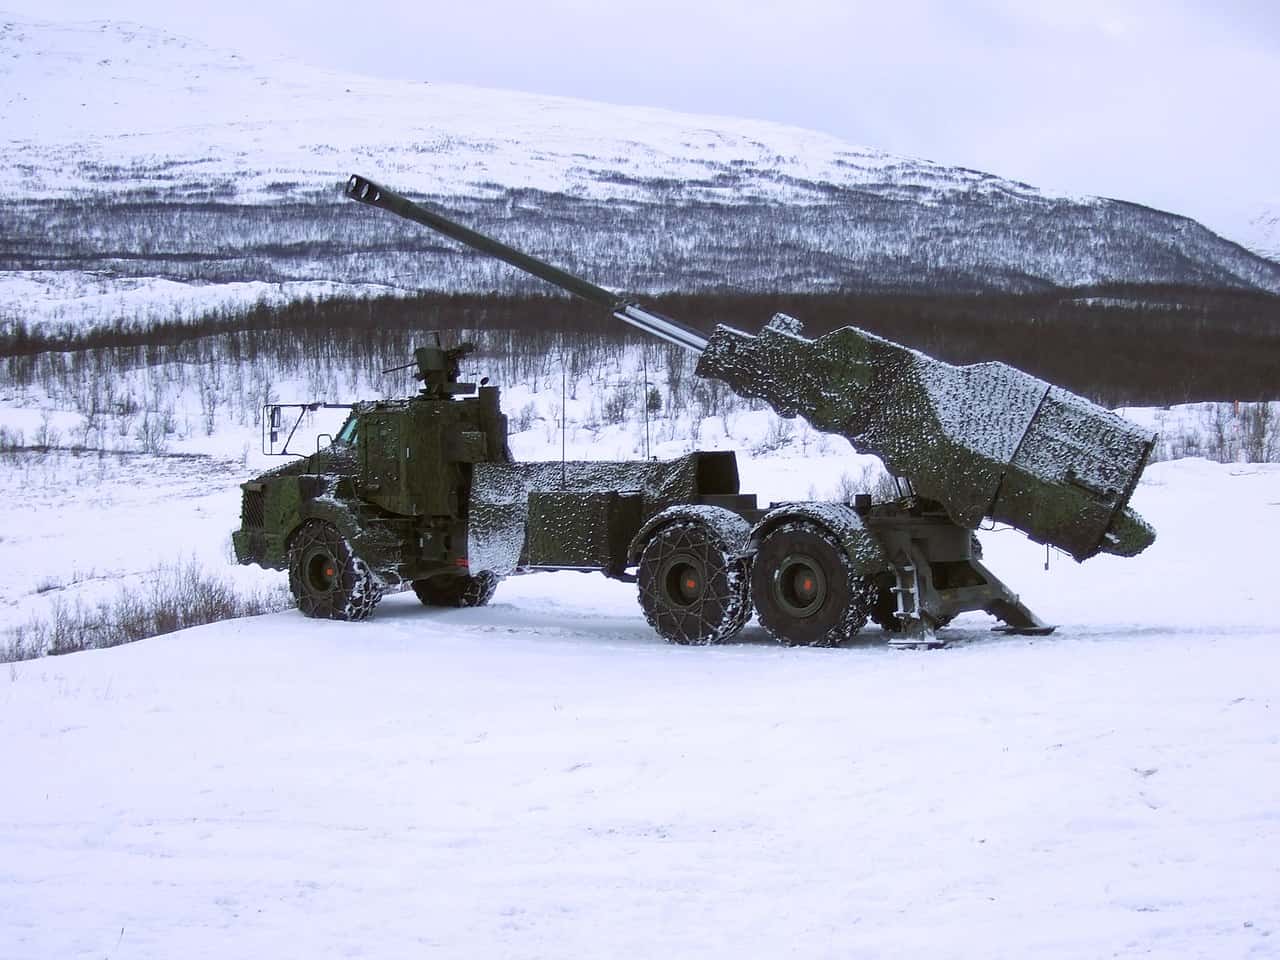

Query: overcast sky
left=14, top=1, right=1280, bottom=246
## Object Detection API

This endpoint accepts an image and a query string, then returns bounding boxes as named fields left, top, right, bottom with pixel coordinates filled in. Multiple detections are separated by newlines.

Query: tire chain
left=289, top=520, right=384, bottom=622
left=637, top=521, right=751, bottom=645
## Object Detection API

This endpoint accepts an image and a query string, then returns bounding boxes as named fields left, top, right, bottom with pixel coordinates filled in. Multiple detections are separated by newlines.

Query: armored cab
left=233, top=340, right=513, bottom=617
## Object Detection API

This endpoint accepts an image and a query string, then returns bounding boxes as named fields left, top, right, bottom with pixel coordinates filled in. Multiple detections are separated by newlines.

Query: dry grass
left=2, top=559, right=291, bottom=663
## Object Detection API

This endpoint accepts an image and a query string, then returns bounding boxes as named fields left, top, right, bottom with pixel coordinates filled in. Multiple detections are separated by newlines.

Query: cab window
left=336, top=416, right=360, bottom=445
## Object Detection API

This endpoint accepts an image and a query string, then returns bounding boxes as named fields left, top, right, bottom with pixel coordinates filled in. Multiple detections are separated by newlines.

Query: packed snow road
left=2, top=459, right=1278, bottom=959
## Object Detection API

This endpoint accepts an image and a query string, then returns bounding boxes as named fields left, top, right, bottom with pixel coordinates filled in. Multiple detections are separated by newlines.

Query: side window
left=337, top=416, right=360, bottom=445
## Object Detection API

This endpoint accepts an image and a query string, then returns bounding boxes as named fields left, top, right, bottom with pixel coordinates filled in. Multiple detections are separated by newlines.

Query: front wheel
left=288, top=520, right=384, bottom=621
left=751, top=521, right=873, bottom=646
left=637, top=521, right=751, bottom=645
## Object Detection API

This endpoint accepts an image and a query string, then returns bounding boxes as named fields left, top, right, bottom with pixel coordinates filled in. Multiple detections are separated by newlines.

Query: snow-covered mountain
left=3, top=14, right=1280, bottom=300
left=1248, top=205, right=1280, bottom=263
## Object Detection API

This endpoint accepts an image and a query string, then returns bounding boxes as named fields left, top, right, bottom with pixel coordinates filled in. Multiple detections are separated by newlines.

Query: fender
left=235, top=472, right=330, bottom=570
left=750, top=502, right=889, bottom=577
left=294, top=494, right=364, bottom=549
left=627, top=504, right=751, bottom=567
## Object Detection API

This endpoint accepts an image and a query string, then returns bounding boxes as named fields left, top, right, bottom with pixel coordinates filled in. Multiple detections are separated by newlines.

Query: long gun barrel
left=344, top=174, right=1156, bottom=562
left=345, top=175, right=707, bottom=354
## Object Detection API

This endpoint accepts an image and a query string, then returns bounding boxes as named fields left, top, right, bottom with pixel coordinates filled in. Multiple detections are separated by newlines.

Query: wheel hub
left=773, top=553, right=827, bottom=618
left=661, top=553, right=705, bottom=607
left=305, top=549, right=337, bottom=594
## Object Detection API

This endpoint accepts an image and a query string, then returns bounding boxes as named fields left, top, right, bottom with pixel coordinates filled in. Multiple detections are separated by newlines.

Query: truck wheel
left=637, top=521, right=751, bottom=645
left=412, top=571, right=498, bottom=608
left=751, top=521, right=873, bottom=646
left=288, top=521, right=384, bottom=621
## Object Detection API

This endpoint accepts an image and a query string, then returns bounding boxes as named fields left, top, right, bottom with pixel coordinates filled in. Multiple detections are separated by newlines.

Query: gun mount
left=344, top=174, right=1155, bottom=564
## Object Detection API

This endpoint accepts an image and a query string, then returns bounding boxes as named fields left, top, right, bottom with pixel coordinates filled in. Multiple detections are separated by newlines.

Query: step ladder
left=891, top=558, right=920, bottom=622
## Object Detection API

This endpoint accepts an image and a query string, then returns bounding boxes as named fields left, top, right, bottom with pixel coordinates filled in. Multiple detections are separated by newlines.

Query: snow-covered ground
left=2, top=453, right=1278, bottom=958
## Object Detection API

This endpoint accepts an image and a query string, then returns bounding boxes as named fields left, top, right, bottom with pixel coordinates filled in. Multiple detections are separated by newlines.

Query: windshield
left=336, top=415, right=359, bottom=445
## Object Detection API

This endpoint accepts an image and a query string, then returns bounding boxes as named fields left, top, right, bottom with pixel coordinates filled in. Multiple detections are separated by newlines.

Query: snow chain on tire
left=637, top=520, right=751, bottom=645
left=288, top=520, right=384, bottom=621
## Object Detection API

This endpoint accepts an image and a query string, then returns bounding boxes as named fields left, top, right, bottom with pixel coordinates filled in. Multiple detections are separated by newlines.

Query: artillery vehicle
left=231, top=174, right=1157, bottom=647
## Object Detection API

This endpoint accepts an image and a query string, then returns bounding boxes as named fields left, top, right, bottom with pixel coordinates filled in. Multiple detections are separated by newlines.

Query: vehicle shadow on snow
left=362, top=592, right=1023, bottom=653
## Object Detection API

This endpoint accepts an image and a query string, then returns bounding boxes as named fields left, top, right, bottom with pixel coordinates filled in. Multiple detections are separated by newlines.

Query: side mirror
left=267, top=405, right=282, bottom=445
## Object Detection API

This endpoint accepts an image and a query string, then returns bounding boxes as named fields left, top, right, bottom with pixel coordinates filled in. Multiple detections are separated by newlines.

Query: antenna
left=556, top=328, right=568, bottom=488
left=561, top=346, right=567, bottom=487
left=641, top=343, right=651, bottom=459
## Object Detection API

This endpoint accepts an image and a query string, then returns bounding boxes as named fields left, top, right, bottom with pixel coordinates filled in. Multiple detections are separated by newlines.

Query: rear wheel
left=412, top=571, right=498, bottom=608
left=751, top=521, right=872, bottom=646
left=288, top=520, right=384, bottom=621
left=637, top=521, right=751, bottom=645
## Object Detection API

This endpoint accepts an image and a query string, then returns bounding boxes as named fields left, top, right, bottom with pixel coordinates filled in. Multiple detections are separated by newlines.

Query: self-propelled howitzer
left=344, top=174, right=1155, bottom=564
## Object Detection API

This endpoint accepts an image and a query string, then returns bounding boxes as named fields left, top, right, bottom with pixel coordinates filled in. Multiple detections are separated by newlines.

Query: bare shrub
left=1150, top=402, right=1280, bottom=464
left=134, top=411, right=169, bottom=455
left=34, top=412, right=60, bottom=449
left=512, top=401, right=538, bottom=433
left=1206, top=404, right=1234, bottom=462
left=830, top=464, right=897, bottom=502
left=1241, top=402, right=1279, bottom=463
left=603, top=386, right=632, bottom=424
left=2, top=629, right=36, bottom=664
left=34, top=575, right=62, bottom=594
left=872, top=470, right=900, bottom=502
left=1, top=560, right=291, bottom=663
left=753, top=416, right=794, bottom=454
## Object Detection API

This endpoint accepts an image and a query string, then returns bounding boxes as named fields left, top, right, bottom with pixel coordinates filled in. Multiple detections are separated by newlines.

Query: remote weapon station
left=232, top=174, right=1156, bottom=647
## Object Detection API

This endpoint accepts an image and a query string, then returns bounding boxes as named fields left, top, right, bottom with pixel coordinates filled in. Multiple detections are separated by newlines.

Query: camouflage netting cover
left=468, top=455, right=709, bottom=574
left=697, top=315, right=1156, bottom=562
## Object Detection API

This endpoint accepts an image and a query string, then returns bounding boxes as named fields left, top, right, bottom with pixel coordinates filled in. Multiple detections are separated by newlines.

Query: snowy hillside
left=3, top=12, right=1280, bottom=334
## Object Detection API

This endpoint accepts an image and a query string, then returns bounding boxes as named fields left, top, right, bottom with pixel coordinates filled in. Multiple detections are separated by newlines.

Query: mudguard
left=627, top=504, right=751, bottom=566
left=750, top=502, right=890, bottom=577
